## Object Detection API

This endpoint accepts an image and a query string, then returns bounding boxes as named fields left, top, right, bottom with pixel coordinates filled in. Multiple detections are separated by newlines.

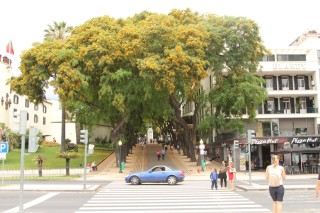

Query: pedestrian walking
left=314, top=173, right=320, bottom=198
left=210, top=167, right=218, bottom=190
left=227, top=161, right=236, bottom=190
left=177, top=143, right=181, bottom=154
left=156, top=150, right=161, bottom=161
left=204, top=149, right=207, bottom=160
left=265, top=155, right=286, bottom=213
left=161, top=148, right=166, bottom=160
left=219, top=161, right=227, bottom=189
left=164, top=144, right=168, bottom=151
left=91, top=161, right=97, bottom=171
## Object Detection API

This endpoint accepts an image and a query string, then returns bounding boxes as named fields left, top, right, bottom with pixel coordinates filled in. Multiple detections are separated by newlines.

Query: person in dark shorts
left=265, top=155, right=286, bottom=213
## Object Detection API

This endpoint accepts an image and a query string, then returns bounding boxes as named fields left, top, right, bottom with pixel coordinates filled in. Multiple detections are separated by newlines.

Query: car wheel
left=167, top=176, right=177, bottom=185
left=130, top=176, right=140, bottom=185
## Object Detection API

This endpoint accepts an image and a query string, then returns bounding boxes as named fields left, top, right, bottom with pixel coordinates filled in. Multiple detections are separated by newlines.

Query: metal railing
left=1, top=165, right=88, bottom=179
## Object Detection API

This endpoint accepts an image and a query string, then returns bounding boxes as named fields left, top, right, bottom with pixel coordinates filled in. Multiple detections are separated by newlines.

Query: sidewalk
left=0, top=144, right=318, bottom=191
left=84, top=143, right=319, bottom=191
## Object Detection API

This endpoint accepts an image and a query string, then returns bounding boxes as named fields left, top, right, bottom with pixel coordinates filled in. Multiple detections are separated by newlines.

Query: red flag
left=6, top=40, right=14, bottom=55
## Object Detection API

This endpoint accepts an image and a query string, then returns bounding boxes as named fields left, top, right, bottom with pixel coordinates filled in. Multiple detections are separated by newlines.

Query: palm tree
left=44, top=21, right=73, bottom=153
left=44, top=21, right=73, bottom=41
left=56, top=152, right=80, bottom=176
left=32, top=154, right=46, bottom=177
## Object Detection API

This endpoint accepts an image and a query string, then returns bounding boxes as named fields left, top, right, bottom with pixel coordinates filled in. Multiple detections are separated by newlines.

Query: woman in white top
left=265, top=155, right=286, bottom=213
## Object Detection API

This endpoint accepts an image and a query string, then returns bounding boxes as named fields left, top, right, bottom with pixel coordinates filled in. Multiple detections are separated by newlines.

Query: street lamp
left=118, top=140, right=122, bottom=173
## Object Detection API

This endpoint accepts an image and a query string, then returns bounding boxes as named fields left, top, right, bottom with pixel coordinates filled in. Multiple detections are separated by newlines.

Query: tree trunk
left=60, top=106, right=66, bottom=152
left=110, top=116, right=126, bottom=168
left=169, top=95, right=197, bottom=162
left=66, top=158, right=70, bottom=176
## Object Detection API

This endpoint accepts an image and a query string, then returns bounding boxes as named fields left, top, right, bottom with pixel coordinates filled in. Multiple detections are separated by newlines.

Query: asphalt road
left=1, top=180, right=319, bottom=213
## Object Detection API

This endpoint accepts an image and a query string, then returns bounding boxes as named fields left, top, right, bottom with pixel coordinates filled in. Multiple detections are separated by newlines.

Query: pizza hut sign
left=290, top=137, right=319, bottom=144
left=251, top=138, right=279, bottom=145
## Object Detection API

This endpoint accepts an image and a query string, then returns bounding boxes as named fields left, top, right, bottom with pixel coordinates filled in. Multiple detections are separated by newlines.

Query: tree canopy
left=9, top=9, right=269, bottom=162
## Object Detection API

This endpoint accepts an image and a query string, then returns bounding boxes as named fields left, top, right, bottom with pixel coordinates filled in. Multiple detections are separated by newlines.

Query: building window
left=13, top=95, right=19, bottom=104
left=34, top=104, right=38, bottom=111
left=25, top=99, right=29, bottom=108
left=262, top=121, right=271, bottom=136
left=297, top=97, right=307, bottom=113
left=282, top=98, right=291, bottom=114
left=277, top=54, right=306, bottom=61
left=281, top=76, right=289, bottom=90
left=259, top=55, right=275, bottom=61
left=13, top=108, right=17, bottom=117
left=43, top=105, right=47, bottom=113
left=266, top=99, right=274, bottom=113
left=297, top=76, right=305, bottom=89
left=271, top=120, right=279, bottom=136
left=266, top=76, right=273, bottom=90
left=34, top=115, right=38, bottom=123
left=43, top=117, right=46, bottom=125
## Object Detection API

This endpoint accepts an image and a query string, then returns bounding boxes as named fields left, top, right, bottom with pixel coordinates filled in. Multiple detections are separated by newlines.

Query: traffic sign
left=0, top=142, right=9, bottom=153
left=0, top=153, right=6, bottom=160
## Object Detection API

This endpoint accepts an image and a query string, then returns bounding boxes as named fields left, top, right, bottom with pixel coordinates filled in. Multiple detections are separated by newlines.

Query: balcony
left=258, top=107, right=318, bottom=115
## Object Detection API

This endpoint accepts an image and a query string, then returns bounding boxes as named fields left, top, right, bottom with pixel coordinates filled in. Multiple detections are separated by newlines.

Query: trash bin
left=121, top=162, right=125, bottom=170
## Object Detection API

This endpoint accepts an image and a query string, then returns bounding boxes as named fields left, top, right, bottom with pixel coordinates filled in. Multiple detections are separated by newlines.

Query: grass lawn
left=3, top=144, right=113, bottom=169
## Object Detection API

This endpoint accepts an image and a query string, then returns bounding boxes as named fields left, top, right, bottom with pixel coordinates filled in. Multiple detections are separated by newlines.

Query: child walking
left=210, top=167, right=219, bottom=190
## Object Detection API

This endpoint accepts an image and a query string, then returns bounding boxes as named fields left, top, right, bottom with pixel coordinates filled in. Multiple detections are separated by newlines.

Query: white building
left=184, top=30, right=320, bottom=170
left=0, top=55, right=110, bottom=144
left=0, top=54, right=59, bottom=141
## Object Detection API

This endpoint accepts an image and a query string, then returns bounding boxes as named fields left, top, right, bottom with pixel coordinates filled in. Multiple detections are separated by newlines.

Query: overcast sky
left=1, top=0, right=320, bottom=98
left=2, top=0, right=320, bottom=63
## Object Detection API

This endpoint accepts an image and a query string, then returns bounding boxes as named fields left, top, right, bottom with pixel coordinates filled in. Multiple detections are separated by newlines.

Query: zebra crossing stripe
left=76, top=182, right=270, bottom=213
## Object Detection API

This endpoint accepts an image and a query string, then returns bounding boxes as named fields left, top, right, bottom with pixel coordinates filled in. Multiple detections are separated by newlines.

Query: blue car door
left=143, top=167, right=167, bottom=182
left=153, top=167, right=167, bottom=182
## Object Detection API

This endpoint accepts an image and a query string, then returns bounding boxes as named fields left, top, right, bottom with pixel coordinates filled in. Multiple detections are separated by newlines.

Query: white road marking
left=3, top=192, right=59, bottom=213
left=75, top=181, right=270, bottom=213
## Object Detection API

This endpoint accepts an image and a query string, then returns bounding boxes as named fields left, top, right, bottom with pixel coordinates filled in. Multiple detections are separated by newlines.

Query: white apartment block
left=184, top=30, right=320, bottom=171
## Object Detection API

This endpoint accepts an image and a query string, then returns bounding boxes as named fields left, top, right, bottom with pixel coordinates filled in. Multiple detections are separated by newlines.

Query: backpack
left=210, top=172, right=218, bottom=181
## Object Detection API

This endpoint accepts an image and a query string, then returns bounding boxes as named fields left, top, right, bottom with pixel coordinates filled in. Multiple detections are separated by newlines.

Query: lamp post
left=199, top=139, right=205, bottom=171
left=118, top=140, right=122, bottom=173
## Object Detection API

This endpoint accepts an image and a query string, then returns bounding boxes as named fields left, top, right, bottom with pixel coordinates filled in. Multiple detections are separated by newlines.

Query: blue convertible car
left=125, top=165, right=185, bottom=185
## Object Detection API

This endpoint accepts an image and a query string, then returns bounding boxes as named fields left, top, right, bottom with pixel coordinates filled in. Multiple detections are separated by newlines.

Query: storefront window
left=262, top=121, right=271, bottom=136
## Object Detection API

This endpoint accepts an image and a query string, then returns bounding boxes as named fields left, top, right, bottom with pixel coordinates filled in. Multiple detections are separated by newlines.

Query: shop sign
left=251, top=138, right=279, bottom=145
left=273, top=63, right=306, bottom=70
left=290, top=137, right=320, bottom=144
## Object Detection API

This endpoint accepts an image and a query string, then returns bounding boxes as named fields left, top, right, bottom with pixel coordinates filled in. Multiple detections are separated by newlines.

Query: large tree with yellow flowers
left=10, top=9, right=269, bottom=164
